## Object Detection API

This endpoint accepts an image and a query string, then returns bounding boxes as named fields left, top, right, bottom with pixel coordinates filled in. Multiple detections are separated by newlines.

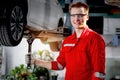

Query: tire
left=0, top=4, right=27, bottom=46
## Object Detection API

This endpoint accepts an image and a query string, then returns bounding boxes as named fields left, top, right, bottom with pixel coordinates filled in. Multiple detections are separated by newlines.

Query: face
left=70, top=7, right=89, bottom=29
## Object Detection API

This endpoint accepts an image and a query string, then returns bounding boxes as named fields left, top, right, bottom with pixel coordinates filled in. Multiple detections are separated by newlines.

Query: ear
left=86, top=15, right=89, bottom=21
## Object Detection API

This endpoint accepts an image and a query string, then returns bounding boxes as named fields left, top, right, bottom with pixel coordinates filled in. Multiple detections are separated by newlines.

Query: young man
left=26, top=2, right=106, bottom=80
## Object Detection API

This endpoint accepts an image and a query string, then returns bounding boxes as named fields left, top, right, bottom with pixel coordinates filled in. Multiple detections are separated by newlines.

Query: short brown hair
left=69, top=2, right=89, bottom=14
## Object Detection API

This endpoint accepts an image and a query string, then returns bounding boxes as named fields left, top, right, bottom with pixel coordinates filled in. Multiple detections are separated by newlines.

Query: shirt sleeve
left=89, top=34, right=106, bottom=80
left=51, top=42, right=66, bottom=70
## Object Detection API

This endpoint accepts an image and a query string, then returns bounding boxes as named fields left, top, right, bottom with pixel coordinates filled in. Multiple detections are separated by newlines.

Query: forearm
left=34, top=59, right=52, bottom=69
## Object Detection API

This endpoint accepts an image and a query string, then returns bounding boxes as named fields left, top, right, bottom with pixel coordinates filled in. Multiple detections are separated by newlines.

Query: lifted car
left=0, top=0, right=71, bottom=47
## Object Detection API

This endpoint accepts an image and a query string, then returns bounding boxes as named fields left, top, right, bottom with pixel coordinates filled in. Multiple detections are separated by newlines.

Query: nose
left=75, top=15, right=82, bottom=20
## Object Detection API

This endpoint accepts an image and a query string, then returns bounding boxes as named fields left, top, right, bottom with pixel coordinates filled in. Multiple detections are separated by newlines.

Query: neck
left=75, top=28, right=84, bottom=38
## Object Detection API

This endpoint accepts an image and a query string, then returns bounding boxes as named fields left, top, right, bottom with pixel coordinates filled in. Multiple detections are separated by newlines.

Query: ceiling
left=59, top=0, right=120, bottom=14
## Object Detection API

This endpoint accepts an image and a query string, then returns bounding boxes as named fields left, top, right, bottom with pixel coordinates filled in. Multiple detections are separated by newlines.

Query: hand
left=34, top=58, right=43, bottom=67
left=34, top=59, right=52, bottom=69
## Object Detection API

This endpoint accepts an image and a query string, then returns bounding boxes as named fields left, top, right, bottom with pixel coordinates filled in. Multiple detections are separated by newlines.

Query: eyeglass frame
left=70, top=14, right=87, bottom=18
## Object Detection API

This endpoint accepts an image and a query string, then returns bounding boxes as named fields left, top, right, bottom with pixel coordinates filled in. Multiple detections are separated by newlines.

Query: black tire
left=0, top=4, right=27, bottom=46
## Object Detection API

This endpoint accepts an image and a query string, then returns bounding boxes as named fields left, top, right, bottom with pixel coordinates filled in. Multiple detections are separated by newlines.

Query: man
left=26, top=2, right=106, bottom=80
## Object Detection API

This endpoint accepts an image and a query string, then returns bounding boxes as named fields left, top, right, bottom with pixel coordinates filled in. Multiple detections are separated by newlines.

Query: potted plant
left=6, top=64, right=38, bottom=80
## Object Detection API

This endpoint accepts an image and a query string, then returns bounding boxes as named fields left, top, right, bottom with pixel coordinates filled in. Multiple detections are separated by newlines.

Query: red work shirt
left=52, top=27, right=105, bottom=80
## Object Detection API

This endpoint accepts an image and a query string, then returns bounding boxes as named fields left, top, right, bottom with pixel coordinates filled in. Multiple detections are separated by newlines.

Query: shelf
left=89, top=13, right=120, bottom=18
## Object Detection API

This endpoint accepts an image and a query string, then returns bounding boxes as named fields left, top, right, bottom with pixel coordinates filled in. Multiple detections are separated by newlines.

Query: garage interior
left=0, top=0, right=120, bottom=80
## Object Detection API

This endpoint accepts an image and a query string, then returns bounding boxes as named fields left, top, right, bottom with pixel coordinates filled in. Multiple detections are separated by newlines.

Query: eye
left=70, top=14, right=76, bottom=17
left=70, top=14, right=86, bottom=18
left=77, top=14, right=86, bottom=17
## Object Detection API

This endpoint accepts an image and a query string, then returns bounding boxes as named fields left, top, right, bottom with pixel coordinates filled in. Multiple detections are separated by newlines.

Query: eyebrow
left=70, top=14, right=86, bottom=16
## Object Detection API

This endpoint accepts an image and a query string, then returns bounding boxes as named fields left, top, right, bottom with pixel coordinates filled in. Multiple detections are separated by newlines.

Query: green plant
left=33, top=49, right=54, bottom=61
left=33, top=65, right=50, bottom=80
left=6, top=64, right=38, bottom=80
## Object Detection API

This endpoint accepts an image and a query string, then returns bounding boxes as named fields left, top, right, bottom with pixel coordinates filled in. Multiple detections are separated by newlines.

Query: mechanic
left=26, top=2, right=106, bottom=80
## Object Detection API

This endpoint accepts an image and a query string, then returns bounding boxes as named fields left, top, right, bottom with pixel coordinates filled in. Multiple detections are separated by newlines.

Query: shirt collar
left=72, top=26, right=90, bottom=39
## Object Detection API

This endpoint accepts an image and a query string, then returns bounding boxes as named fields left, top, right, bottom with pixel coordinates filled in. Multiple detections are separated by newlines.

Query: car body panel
left=27, top=0, right=64, bottom=31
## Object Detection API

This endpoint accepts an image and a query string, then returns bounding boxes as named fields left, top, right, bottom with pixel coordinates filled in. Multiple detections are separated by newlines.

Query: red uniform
left=52, top=27, right=105, bottom=80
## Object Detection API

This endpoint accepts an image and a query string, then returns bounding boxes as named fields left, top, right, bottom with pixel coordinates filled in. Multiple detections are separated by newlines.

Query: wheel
left=0, top=4, right=27, bottom=46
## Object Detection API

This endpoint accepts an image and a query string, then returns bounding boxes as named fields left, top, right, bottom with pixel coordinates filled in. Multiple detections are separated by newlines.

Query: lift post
left=26, top=33, right=35, bottom=69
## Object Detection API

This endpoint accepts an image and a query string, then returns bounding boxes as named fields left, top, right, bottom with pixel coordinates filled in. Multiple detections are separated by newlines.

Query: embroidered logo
left=64, top=44, right=75, bottom=47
